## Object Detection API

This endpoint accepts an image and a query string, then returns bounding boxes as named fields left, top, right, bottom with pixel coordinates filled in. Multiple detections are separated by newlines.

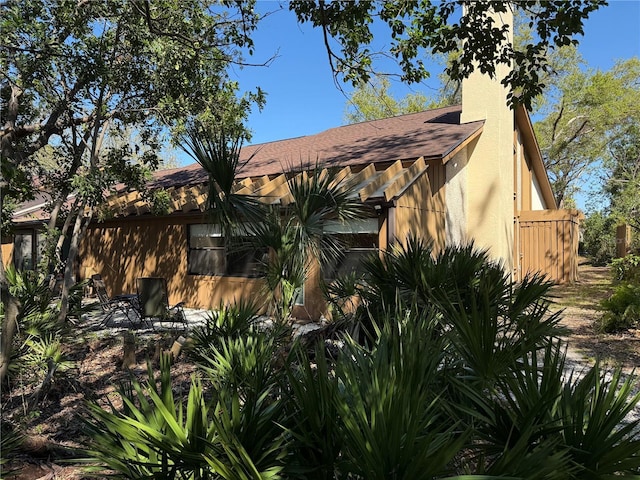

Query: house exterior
left=4, top=100, right=580, bottom=320
left=3, top=10, right=581, bottom=319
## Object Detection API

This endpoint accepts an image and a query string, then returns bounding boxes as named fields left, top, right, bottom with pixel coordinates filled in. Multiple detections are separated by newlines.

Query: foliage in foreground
left=1, top=268, right=79, bottom=401
left=79, top=244, right=640, bottom=478
left=596, top=254, right=640, bottom=333
left=612, top=254, right=640, bottom=284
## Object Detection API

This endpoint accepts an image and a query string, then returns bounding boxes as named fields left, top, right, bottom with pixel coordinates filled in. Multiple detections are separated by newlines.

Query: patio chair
left=91, top=275, right=137, bottom=326
left=135, top=277, right=187, bottom=330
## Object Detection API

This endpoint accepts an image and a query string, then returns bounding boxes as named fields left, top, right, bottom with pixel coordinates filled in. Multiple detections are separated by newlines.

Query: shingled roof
left=13, top=105, right=484, bottom=223
left=148, top=105, right=483, bottom=190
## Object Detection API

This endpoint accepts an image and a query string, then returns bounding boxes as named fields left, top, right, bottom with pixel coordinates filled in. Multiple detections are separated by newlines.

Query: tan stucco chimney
left=459, top=5, right=515, bottom=273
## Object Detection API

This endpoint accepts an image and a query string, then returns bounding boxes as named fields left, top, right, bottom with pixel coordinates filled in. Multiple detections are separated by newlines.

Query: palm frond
left=179, top=124, right=265, bottom=230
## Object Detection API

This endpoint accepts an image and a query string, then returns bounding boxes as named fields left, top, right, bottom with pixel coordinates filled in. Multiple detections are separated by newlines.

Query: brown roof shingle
left=13, top=105, right=484, bottom=223
left=150, top=105, right=483, bottom=189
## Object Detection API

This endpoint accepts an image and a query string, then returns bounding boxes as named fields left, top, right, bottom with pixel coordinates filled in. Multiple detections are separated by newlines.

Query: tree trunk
left=57, top=205, right=93, bottom=323
left=0, top=281, right=21, bottom=385
left=0, top=185, right=21, bottom=385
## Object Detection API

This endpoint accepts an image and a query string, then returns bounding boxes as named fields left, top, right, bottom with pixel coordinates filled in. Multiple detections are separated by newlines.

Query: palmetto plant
left=82, top=352, right=287, bottom=479
left=4, top=267, right=75, bottom=401
left=179, top=124, right=264, bottom=233
left=557, top=362, right=640, bottom=478
left=355, top=238, right=564, bottom=380
left=247, top=166, right=366, bottom=322
left=181, top=122, right=365, bottom=323
left=331, top=309, right=468, bottom=480
left=80, top=233, right=640, bottom=478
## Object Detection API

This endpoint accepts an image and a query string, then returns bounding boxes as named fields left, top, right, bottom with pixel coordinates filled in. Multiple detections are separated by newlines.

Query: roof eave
left=515, top=105, right=557, bottom=210
left=441, top=124, right=484, bottom=164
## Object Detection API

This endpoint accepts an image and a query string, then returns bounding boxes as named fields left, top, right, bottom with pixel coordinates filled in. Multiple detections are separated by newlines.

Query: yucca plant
left=197, top=333, right=284, bottom=402
left=194, top=318, right=291, bottom=477
left=188, top=301, right=263, bottom=362
left=209, top=383, right=288, bottom=479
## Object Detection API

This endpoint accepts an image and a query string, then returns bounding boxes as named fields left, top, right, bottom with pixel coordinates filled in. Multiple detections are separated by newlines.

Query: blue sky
left=228, top=0, right=640, bottom=146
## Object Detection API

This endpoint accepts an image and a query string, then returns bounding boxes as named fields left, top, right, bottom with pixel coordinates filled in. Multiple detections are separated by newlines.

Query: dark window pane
left=227, top=246, right=267, bottom=277
left=14, top=233, right=33, bottom=270
left=325, top=249, right=377, bottom=280
left=188, top=249, right=226, bottom=275
left=323, top=232, right=379, bottom=281
left=188, top=224, right=267, bottom=277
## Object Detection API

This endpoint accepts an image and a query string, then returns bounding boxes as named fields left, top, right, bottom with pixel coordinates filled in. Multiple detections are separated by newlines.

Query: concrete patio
left=78, top=298, right=324, bottom=339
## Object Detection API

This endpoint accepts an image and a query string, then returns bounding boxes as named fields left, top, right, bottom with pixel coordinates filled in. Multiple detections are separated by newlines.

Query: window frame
left=322, top=218, right=380, bottom=281
left=13, top=228, right=45, bottom=271
left=187, top=223, right=266, bottom=278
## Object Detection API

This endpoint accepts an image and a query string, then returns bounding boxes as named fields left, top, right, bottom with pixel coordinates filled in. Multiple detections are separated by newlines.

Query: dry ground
left=550, top=259, right=640, bottom=373
left=2, top=259, right=639, bottom=479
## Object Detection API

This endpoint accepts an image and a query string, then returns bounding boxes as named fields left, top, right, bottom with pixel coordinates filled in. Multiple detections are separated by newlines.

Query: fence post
left=616, top=224, right=631, bottom=258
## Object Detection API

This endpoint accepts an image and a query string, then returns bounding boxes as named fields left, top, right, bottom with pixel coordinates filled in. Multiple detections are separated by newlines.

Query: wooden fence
left=518, top=209, right=582, bottom=284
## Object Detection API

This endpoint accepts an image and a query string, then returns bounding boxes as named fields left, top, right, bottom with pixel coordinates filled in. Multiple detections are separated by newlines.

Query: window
left=13, top=229, right=45, bottom=271
left=188, top=224, right=265, bottom=277
left=226, top=236, right=266, bottom=277
left=188, top=224, right=225, bottom=275
left=322, top=218, right=379, bottom=280
left=293, top=285, right=304, bottom=306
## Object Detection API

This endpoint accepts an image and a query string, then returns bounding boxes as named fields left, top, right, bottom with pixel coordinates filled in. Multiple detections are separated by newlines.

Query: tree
left=533, top=57, right=640, bottom=207
left=340, top=3, right=602, bottom=125
left=291, top=0, right=605, bottom=110
left=344, top=74, right=458, bottom=124
left=344, top=76, right=428, bottom=124
left=0, top=0, right=263, bottom=382
left=603, top=122, right=640, bottom=233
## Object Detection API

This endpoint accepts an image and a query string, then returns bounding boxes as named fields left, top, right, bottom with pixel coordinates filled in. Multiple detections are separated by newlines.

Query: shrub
left=80, top=244, right=640, bottom=478
left=3, top=267, right=74, bottom=396
left=582, top=211, right=616, bottom=266
left=597, top=283, right=640, bottom=333
left=611, top=254, right=640, bottom=283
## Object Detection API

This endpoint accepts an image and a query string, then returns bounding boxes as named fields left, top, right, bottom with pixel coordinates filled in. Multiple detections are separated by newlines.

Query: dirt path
left=551, top=260, right=640, bottom=373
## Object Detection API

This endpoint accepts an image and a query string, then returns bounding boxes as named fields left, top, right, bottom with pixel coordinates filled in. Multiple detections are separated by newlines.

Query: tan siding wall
left=394, top=161, right=446, bottom=251
left=79, top=216, right=266, bottom=312
left=521, top=154, right=533, bottom=211
left=292, top=259, right=324, bottom=320
left=445, top=148, right=470, bottom=245
left=1, top=239, right=13, bottom=268
left=518, top=210, right=580, bottom=284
